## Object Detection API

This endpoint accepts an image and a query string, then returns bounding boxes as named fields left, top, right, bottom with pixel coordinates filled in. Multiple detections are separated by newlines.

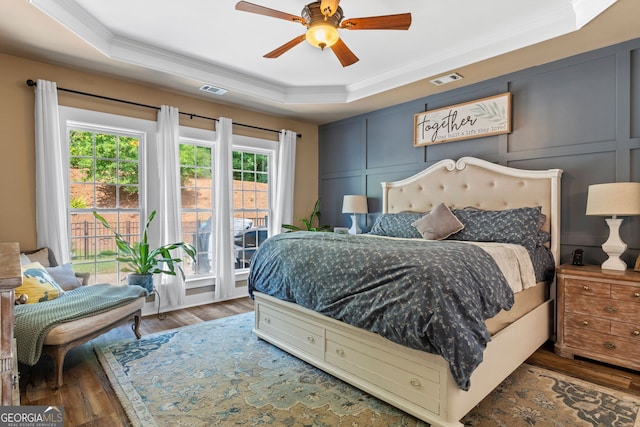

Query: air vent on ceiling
left=199, top=84, right=228, bottom=96
left=430, top=73, right=463, bottom=86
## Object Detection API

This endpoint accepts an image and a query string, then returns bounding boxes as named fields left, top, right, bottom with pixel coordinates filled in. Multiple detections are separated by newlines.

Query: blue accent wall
left=319, top=38, right=640, bottom=267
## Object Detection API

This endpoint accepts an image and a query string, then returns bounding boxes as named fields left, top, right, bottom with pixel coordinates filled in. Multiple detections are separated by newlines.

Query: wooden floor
left=18, top=297, right=640, bottom=426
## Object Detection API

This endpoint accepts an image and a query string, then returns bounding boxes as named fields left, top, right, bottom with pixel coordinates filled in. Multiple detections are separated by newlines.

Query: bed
left=248, top=157, right=562, bottom=427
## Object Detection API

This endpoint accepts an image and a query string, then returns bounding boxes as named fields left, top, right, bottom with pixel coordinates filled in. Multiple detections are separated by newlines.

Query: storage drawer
left=564, top=279, right=610, bottom=298
left=563, top=313, right=610, bottom=335
left=565, top=295, right=637, bottom=320
left=611, top=320, right=640, bottom=340
left=325, top=330, right=441, bottom=413
left=564, top=328, right=640, bottom=370
left=256, top=303, right=324, bottom=359
left=611, top=285, right=640, bottom=303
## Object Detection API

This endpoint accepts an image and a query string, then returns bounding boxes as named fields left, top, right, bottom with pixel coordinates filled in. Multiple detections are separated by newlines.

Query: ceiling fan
left=235, top=0, right=412, bottom=67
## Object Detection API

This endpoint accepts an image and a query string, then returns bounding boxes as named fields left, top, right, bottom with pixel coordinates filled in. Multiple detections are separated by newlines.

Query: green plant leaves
left=93, top=210, right=197, bottom=278
left=281, top=198, right=330, bottom=232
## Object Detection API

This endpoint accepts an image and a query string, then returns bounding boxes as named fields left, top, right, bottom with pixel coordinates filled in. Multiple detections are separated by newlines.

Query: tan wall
left=0, top=52, right=318, bottom=251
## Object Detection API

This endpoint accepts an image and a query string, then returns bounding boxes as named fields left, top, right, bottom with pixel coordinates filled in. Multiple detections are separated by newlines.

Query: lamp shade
left=306, top=22, right=339, bottom=49
left=342, top=195, right=368, bottom=214
left=586, top=182, right=640, bottom=216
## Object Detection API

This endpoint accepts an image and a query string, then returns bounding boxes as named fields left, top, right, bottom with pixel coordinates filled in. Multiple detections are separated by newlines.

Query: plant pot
left=127, top=273, right=154, bottom=293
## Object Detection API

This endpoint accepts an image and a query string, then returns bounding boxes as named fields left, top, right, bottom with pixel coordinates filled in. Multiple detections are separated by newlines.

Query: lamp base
left=600, top=217, right=628, bottom=271
left=348, top=213, right=361, bottom=235
left=602, top=257, right=627, bottom=271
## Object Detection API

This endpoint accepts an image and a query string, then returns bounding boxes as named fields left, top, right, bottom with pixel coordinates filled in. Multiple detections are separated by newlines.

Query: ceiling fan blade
left=264, top=34, right=307, bottom=58
left=341, top=13, right=412, bottom=30
left=330, top=38, right=359, bottom=67
left=235, top=1, right=305, bottom=25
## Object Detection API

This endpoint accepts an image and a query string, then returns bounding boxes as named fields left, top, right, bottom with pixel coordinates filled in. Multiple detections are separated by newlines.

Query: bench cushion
left=44, top=297, right=145, bottom=345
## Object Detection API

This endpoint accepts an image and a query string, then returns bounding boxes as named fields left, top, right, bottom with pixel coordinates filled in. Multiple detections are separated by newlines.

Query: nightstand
left=555, top=264, right=640, bottom=371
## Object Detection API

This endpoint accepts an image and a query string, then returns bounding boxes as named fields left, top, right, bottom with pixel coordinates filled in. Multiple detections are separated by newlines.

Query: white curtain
left=269, top=130, right=297, bottom=236
left=214, top=117, right=235, bottom=300
left=153, top=105, right=184, bottom=307
left=34, top=79, right=71, bottom=263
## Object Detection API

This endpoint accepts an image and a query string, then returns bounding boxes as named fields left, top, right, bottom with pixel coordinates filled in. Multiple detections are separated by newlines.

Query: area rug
left=95, top=312, right=640, bottom=427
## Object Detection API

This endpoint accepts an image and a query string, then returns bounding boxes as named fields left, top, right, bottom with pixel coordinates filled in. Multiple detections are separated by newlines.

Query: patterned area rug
left=94, top=312, right=640, bottom=427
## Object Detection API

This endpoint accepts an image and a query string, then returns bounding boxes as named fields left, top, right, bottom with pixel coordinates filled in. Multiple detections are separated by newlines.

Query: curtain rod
left=26, top=79, right=302, bottom=138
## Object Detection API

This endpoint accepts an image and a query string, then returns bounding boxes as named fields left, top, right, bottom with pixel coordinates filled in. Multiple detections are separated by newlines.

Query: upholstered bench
left=41, top=296, right=145, bottom=389
left=16, top=248, right=147, bottom=389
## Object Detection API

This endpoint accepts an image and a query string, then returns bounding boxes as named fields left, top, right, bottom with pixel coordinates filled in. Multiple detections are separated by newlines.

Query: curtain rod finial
left=26, top=79, right=36, bottom=87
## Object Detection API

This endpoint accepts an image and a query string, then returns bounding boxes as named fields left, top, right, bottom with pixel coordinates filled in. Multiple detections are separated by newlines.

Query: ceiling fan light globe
left=306, top=23, right=339, bottom=49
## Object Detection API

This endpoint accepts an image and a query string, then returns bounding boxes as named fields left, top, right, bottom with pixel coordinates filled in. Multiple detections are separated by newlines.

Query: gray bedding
left=248, top=231, right=516, bottom=390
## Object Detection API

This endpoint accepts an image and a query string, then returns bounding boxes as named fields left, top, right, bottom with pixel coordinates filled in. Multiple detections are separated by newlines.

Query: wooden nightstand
left=555, top=264, right=640, bottom=371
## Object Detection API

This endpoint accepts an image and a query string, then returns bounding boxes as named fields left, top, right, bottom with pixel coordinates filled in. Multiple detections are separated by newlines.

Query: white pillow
left=20, top=253, right=32, bottom=266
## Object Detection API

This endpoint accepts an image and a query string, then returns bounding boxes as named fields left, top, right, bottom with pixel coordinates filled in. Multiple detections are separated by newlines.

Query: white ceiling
left=1, top=0, right=639, bottom=124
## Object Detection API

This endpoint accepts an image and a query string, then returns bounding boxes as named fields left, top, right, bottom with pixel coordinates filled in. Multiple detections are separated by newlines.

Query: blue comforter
left=248, top=232, right=515, bottom=390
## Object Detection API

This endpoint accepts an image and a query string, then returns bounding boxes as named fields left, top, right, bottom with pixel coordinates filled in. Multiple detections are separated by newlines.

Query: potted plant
left=282, top=198, right=330, bottom=232
left=93, top=210, right=197, bottom=292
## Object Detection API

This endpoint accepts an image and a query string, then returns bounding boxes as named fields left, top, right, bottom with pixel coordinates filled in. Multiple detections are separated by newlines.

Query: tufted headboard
left=381, top=157, right=563, bottom=264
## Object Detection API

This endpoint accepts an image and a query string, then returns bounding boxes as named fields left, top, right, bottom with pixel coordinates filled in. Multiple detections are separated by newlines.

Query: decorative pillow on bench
left=18, top=262, right=66, bottom=304
left=46, top=263, right=84, bottom=291
left=20, top=247, right=85, bottom=291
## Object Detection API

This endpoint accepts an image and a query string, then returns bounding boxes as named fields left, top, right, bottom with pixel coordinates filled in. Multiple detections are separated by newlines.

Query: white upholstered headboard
left=381, top=157, right=563, bottom=264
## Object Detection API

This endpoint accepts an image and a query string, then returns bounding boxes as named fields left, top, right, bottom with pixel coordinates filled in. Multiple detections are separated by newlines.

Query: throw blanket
left=14, top=284, right=147, bottom=365
left=248, top=232, right=515, bottom=391
left=465, top=241, right=537, bottom=293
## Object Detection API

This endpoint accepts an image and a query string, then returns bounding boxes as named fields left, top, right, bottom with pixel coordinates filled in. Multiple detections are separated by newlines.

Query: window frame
left=178, top=127, right=216, bottom=284
left=232, top=145, right=273, bottom=271
left=60, top=107, right=153, bottom=285
left=59, top=107, right=278, bottom=291
left=179, top=127, right=277, bottom=286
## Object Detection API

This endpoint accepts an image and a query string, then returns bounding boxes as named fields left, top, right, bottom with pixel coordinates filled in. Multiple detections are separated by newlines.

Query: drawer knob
left=582, top=320, right=589, bottom=326
left=604, top=306, right=617, bottom=314
left=264, top=317, right=271, bottom=324
left=335, top=348, right=345, bottom=356
left=583, top=285, right=590, bottom=291
left=635, top=293, right=640, bottom=298
left=409, top=378, right=422, bottom=389
left=307, top=335, right=315, bottom=344
left=633, top=330, right=640, bottom=336
left=604, top=341, right=617, bottom=350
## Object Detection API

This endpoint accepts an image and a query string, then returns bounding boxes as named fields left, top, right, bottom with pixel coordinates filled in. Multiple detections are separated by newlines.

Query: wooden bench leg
left=48, top=344, right=71, bottom=390
left=43, top=309, right=144, bottom=389
left=132, top=313, right=142, bottom=339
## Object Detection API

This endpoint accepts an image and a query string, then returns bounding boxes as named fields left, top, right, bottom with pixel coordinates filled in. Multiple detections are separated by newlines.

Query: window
left=233, top=149, right=270, bottom=269
left=178, top=133, right=274, bottom=277
left=179, top=138, right=214, bottom=275
left=61, top=107, right=277, bottom=296
left=67, top=122, right=144, bottom=285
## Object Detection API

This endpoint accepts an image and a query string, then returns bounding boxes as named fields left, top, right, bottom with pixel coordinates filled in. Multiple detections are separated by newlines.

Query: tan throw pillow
left=23, top=248, right=50, bottom=267
left=411, top=203, right=464, bottom=240
left=17, top=262, right=65, bottom=304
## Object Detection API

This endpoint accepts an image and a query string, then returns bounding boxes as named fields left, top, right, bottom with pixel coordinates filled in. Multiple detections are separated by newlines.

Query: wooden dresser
left=0, top=242, right=21, bottom=405
left=555, top=264, right=640, bottom=371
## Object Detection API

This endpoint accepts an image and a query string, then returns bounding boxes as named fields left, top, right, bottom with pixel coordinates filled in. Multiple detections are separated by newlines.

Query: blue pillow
left=448, top=206, right=542, bottom=255
left=368, top=212, right=424, bottom=238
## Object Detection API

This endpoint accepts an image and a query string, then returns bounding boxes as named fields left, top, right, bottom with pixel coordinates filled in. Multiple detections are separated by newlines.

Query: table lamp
left=586, top=182, right=640, bottom=270
left=342, top=195, right=368, bottom=234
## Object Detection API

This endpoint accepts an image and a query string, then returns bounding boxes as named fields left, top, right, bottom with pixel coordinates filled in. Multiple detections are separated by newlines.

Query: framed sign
left=414, top=92, right=511, bottom=146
